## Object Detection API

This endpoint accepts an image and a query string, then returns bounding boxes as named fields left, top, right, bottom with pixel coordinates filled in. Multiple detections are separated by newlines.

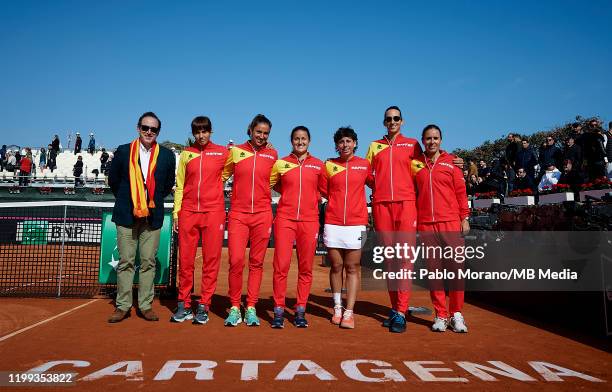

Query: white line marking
left=0, top=299, right=98, bottom=342
left=2, top=274, right=78, bottom=292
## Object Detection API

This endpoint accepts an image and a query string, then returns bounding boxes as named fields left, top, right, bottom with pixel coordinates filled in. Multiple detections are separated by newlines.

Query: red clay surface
left=0, top=249, right=610, bottom=391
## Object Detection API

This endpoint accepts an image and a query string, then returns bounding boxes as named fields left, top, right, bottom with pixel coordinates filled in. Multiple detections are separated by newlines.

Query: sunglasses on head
left=385, top=116, right=402, bottom=123
left=140, top=125, right=160, bottom=134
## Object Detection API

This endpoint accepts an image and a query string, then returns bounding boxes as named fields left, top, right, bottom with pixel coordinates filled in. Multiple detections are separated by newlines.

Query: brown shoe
left=108, top=308, right=129, bottom=323
left=140, top=308, right=159, bottom=321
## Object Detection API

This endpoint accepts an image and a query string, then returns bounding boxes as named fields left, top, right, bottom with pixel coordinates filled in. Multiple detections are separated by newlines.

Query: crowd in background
left=0, top=132, right=112, bottom=187
left=464, top=119, right=612, bottom=198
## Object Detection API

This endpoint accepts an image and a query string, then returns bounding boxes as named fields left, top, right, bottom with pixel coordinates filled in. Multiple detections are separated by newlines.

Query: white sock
left=333, top=293, right=342, bottom=307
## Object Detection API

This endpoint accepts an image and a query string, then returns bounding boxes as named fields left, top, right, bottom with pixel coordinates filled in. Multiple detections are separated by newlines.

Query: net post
left=57, top=203, right=67, bottom=297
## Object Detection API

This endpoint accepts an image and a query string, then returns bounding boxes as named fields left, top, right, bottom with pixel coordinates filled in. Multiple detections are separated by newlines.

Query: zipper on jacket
left=390, top=142, right=394, bottom=201
left=251, top=151, right=257, bottom=213
left=197, top=150, right=203, bottom=211
left=425, top=158, right=436, bottom=222
left=297, top=160, right=303, bottom=220
left=343, top=159, right=349, bottom=225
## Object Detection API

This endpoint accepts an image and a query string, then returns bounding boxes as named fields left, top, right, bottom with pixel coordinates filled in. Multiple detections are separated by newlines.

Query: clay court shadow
left=307, top=293, right=432, bottom=329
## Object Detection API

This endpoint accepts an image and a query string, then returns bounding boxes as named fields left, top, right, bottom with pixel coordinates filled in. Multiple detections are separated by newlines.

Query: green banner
left=98, top=212, right=172, bottom=284
left=21, top=220, right=49, bottom=245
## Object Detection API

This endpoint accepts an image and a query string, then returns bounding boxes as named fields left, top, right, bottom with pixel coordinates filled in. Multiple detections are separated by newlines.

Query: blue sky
left=1, top=0, right=610, bottom=159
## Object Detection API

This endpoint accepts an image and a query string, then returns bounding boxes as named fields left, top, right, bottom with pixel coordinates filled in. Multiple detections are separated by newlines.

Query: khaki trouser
left=115, top=220, right=160, bottom=312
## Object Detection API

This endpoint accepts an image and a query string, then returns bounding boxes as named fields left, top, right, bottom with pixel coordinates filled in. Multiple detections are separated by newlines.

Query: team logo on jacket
left=240, top=152, right=245, bottom=157
left=304, top=164, right=320, bottom=170
left=439, top=162, right=454, bottom=169
left=396, top=143, right=413, bottom=147
left=326, top=161, right=346, bottom=177
left=259, top=154, right=275, bottom=160
left=285, top=163, right=290, bottom=168
left=411, top=160, right=425, bottom=176
left=351, top=166, right=368, bottom=170
left=206, top=152, right=223, bottom=156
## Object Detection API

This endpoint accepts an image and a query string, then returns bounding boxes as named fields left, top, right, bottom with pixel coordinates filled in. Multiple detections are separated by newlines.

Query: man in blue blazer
left=108, top=111, right=176, bottom=323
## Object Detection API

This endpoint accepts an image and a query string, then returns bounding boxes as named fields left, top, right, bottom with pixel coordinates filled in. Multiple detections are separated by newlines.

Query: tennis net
left=0, top=201, right=177, bottom=298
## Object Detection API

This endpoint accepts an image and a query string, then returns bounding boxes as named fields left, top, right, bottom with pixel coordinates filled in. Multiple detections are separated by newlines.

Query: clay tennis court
left=0, top=248, right=609, bottom=391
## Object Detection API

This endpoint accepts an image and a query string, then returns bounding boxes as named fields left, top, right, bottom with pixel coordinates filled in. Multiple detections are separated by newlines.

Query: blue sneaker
left=193, top=303, right=209, bottom=325
left=293, top=306, right=308, bottom=328
left=389, top=312, right=407, bottom=333
left=244, top=306, right=260, bottom=326
left=270, top=307, right=284, bottom=329
left=224, top=306, right=242, bottom=327
left=170, top=301, right=193, bottom=323
left=382, top=309, right=398, bottom=327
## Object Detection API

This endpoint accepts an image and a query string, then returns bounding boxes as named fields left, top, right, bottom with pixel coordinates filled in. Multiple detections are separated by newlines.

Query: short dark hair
left=290, top=126, right=310, bottom=141
left=247, top=114, right=272, bottom=136
left=384, top=105, right=402, bottom=120
left=421, top=124, right=442, bottom=139
left=334, top=127, right=358, bottom=151
left=191, top=116, right=212, bottom=134
left=138, top=111, right=161, bottom=131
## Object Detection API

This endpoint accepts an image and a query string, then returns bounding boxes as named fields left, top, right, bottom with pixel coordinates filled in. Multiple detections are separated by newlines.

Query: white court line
left=0, top=299, right=98, bottom=342
left=2, top=274, right=77, bottom=292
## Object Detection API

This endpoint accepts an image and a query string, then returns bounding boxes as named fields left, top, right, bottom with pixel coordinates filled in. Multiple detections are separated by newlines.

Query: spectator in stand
left=490, top=158, right=515, bottom=196
left=504, top=133, right=520, bottom=169
left=563, top=135, right=582, bottom=169
left=0, top=144, right=6, bottom=172
left=478, top=159, right=490, bottom=178
left=19, top=151, right=32, bottom=186
left=466, top=174, right=480, bottom=196
left=606, top=121, right=612, bottom=180
left=74, top=132, right=82, bottom=154
left=466, top=158, right=478, bottom=179
left=513, top=167, right=536, bottom=192
left=580, top=122, right=607, bottom=181
left=516, top=139, right=537, bottom=180
left=538, top=162, right=561, bottom=192
left=39, top=147, right=47, bottom=171
left=14, top=149, right=21, bottom=166
left=558, top=159, right=583, bottom=194
left=88, top=133, right=96, bottom=154
left=538, top=136, right=563, bottom=178
left=100, top=147, right=109, bottom=173
left=7, top=151, right=17, bottom=181
left=51, top=135, right=60, bottom=153
left=73, top=155, right=84, bottom=186
left=47, top=144, right=57, bottom=172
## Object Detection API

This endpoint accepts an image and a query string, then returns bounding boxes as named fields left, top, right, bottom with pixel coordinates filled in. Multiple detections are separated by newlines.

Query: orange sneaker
left=340, top=311, right=354, bottom=329
left=331, top=305, right=343, bottom=325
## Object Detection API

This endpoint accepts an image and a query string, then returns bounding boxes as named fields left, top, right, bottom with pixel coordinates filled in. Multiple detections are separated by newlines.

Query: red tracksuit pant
left=373, top=200, right=417, bottom=314
left=272, top=217, right=319, bottom=309
left=417, top=220, right=465, bottom=319
left=228, top=210, right=273, bottom=307
left=178, top=209, right=226, bottom=306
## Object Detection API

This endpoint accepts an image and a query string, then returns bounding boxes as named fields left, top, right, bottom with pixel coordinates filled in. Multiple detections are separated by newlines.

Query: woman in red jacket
left=269, top=126, right=325, bottom=328
left=321, top=127, right=372, bottom=329
left=412, top=124, right=470, bottom=333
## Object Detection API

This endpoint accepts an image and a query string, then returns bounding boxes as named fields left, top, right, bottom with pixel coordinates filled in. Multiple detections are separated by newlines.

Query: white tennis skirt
left=323, top=224, right=367, bottom=250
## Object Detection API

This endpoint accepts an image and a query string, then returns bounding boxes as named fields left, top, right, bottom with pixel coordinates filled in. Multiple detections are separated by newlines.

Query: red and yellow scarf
left=129, top=139, right=159, bottom=218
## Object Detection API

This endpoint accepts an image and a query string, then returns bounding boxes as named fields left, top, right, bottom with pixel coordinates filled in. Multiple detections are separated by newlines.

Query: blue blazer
left=109, top=143, right=176, bottom=230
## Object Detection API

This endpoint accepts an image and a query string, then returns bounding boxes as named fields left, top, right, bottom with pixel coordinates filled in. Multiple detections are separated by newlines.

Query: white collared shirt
left=140, top=143, right=152, bottom=184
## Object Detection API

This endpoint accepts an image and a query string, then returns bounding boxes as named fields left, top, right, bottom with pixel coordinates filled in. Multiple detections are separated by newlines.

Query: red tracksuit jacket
left=412, top=151, right=470, bottom=224
left=223, top=142, right=278, bottom=213
left=365, top=133, right=422, bottom=203
left=321, top=156, right=372, bottom=226
left=270, top=153, right=325, bottom=222
left=173, top=142, right=229, bottom=218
